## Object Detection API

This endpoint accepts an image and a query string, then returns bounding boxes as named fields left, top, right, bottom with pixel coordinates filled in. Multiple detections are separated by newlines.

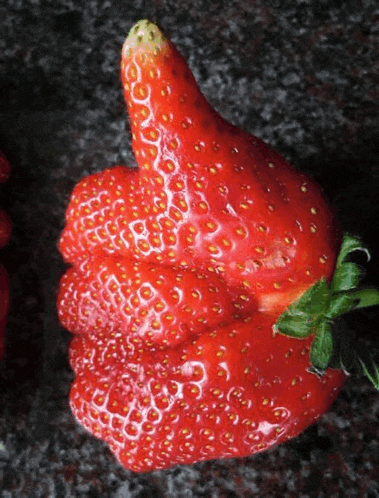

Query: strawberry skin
left=0, top=151, right=11, bottom=359
left=69, top=318, right=343, bottom=473
left=59, top=22, right=341, bottom=317
left=58, top=254, right=254, bottom=347
left=57, top=20, right=352, bottom=472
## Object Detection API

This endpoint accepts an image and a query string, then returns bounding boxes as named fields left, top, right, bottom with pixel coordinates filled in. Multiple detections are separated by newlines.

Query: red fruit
left=58, top=254, right=254, bottom=347
left=57, top=20, right=379, bottom=472
left=0, top=151, right=11, bottom=359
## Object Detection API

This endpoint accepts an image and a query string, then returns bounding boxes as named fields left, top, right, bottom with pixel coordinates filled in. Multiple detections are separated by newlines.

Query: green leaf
left=326, top=293, right=356, bottom=318
left=296, top=277, right=330, bottom=313
left=350, top=288, right=379, bottom=309
left=310, top=320, right=333, bottom=372
left=358, top=356, right=379, bottom=390
left=283, top=277, right=330, bottom=318
left=275, top=313, right=314, bottom=338
left=275, top=278, right=330, bottom=338
left=331, top=234, right=370, bottom=293
left=335, top=234, right=370, bottom=269
left=331, top=262, right=365, bottom=292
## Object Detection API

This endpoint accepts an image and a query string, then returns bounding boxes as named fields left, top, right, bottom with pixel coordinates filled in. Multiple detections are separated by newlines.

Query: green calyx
left=275, top=234, right=379, bottom=389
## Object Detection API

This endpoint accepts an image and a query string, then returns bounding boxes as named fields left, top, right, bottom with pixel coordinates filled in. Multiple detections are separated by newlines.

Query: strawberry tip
left=123, top=19, right=167, bottom=58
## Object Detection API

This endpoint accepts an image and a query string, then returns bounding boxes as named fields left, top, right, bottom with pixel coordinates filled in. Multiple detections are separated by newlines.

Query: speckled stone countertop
left=1, top=1, right=379, bottom=497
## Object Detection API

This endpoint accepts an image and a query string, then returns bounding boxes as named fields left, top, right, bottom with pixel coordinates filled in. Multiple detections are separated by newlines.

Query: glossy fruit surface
left=57, top=20, right=379, bottom=473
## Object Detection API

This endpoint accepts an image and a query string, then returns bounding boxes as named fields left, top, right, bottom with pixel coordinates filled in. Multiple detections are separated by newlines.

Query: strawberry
left=0, top=151, right=11, bottom=359
left=57, top=20, right=379, bottom=472
left=58, top=254, right=254, bottom=347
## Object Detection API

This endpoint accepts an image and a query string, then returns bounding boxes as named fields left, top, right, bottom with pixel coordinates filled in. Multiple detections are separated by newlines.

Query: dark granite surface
left=1, top=0, right=379, bottom=496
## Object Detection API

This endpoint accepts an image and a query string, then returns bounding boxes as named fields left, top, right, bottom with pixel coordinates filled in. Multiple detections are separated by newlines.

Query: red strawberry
left=57, top=20, right=379, bottom=472
left=0, top=151, right=11, bottom=359
left=68, top=318, right=342, bottom=472
left=58, top=254, right=254, bottom=347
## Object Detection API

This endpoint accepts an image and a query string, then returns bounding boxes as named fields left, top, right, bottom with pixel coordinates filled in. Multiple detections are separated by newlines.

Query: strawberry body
left=59, top=24, right=341, bottom=316
left=68, top=318, right=343, bottom=472
left=58, top=20, right=347, bottom=472
left=0, top=152, right=11, bottom=359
